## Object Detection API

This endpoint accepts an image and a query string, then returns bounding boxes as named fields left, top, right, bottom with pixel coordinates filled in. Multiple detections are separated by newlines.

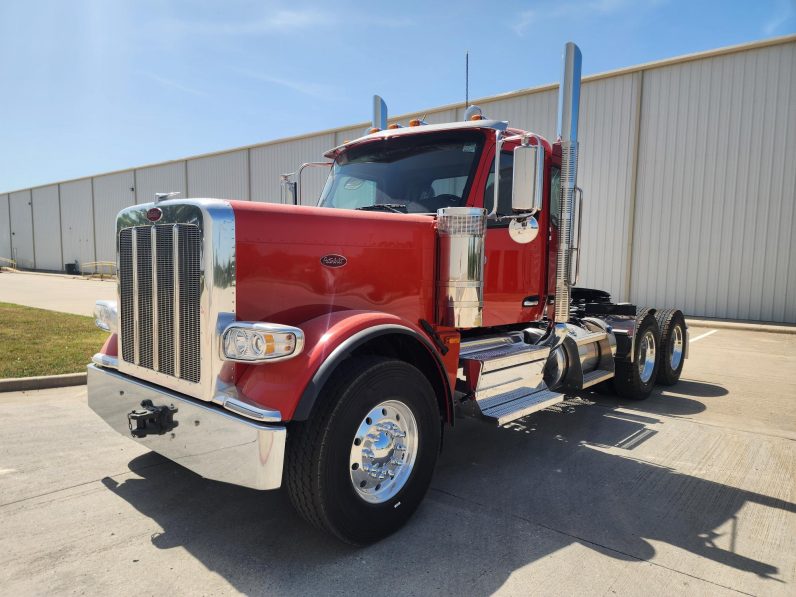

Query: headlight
left=221, top=322, right=304, bottom=363
left=94, top=300, right=118, bottom=333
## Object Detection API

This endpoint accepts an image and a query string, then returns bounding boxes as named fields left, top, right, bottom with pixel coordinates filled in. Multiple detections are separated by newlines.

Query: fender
left=235, top=310, right=454, bottom=423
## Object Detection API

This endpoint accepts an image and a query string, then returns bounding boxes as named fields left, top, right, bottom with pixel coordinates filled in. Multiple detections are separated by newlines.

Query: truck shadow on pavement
left=101, top=381, right=794, bottom=595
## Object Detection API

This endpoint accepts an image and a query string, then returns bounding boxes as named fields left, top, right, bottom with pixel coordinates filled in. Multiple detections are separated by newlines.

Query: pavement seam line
left=0, top=459, right=172, bottom=509
left=429, top=486, right=757, bottom=597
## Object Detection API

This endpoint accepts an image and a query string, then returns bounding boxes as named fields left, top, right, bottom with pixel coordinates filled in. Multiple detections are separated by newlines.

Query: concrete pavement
left=0, top=271, right=114, bottom=316
left=0, top=328, right=793, bottom=595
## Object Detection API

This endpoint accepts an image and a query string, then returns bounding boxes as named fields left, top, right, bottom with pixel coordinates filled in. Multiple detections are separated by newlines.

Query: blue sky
left=1, top=0, right=793, bottom=192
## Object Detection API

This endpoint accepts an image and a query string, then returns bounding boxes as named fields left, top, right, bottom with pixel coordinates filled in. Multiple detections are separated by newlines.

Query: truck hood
left=230, top=201, right=437, bottom=326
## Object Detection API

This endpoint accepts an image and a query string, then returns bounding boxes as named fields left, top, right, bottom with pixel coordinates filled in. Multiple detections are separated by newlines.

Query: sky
left=1, top=0, right=794, bottom=192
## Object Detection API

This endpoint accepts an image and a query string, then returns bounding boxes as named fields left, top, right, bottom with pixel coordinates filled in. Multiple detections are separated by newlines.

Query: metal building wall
left=631, top=41, right=796, bottom=323
left=93, top=171, right=136, bottom=263
left=59, top=178, right=95, bottom=268
left=9, top=190, right=34, bottom=269
left=2, top=36, right=793, bottom=321
left=187, top=150, right=248, bottom=200
left=31, top=185, right=62, bottom=270
left=135, top=161, right=187, bottom=204
left=250, top=134, right=335, bottom=205
left=0, top=194, right=11, bottom=260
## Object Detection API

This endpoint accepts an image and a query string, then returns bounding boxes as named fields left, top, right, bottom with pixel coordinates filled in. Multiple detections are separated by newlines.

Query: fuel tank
left=231, top=202, right=438, bottom=326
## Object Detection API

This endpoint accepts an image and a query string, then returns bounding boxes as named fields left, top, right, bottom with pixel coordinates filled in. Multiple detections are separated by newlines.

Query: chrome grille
left=119, top=224, right=202, bottom=383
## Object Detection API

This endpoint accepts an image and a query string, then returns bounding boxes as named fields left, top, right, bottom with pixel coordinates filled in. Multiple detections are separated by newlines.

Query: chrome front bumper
left=87, top=364, right=286, bottom=490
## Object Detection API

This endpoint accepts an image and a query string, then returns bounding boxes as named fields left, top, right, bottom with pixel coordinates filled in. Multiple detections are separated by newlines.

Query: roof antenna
left=465, top=51, right=469, bottom=111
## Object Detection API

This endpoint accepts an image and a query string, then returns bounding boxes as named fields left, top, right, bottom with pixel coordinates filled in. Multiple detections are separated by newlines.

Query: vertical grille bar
left=118, top=229, right=134, bottom=363
left=179, top=226, right=202, bottom=383
left=136, top=231, right=153, bottom=370
left=156, top=226, right=175, bottom=376
left=173, top=225, right=181, bottom=380
left=131, top=228, right=139, bottom=365
left=151, top=226, right=159, bottom=371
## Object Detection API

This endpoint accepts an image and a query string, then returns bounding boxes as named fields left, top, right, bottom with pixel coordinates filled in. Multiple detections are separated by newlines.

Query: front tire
left=613, top=311, right=660, bottom=400
left=285, top=356, right=441, bottom=545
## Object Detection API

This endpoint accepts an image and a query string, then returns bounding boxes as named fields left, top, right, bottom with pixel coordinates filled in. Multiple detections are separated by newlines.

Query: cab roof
left=323, top=119, right=509, bottom=159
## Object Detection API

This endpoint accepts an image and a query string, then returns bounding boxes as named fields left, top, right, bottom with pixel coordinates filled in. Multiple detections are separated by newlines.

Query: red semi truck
left=88, top=43, right=688, bottom=544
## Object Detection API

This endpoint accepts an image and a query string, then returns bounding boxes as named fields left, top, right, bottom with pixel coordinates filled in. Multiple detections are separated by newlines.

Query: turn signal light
left=221, top=322, right=305, bottom=363
left=469, top=113, right=486, bottom=121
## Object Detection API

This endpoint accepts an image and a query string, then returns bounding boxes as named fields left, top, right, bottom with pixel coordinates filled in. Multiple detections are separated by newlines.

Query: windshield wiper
left=355, top=203, right=407, bottom=213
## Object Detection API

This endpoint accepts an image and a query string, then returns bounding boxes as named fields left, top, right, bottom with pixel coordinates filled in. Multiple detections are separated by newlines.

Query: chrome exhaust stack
left=554, top=42, right=582, bottom=324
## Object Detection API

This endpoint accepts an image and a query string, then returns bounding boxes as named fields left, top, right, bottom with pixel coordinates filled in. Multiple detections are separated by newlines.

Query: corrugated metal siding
left=250, top=134, right=335, bottom=205
left=31, top=185, right=62, bottom=270
left=135, top=161, right=187, bottom=204
left=480, top=88, right=558, bottom=140
left=631, top=42, right=796, bottom=322
left=577, top=73, right=641, bottom=301
left=1, top=38, right=792, bottom=321
left=93, top=171, right=136, bottom=262
left=59, top=179, right=95, bottom=268
left=9, top=190, right=34, bottom=269
left=187, top=150, right=248, bottom=200
left=0, top=194, right=10, bottom=260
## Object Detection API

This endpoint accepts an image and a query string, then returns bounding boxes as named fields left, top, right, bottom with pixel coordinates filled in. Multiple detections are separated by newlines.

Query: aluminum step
left=479, top=387, right=565, bottom=426
left=461, top=342, right=549, bottom=373
left=581, top=368, right=614, bottom=388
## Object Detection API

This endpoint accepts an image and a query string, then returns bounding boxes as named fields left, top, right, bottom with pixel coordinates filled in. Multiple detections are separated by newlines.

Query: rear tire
left=655, top=309, right=686, bottom=385
left=613, top=311, right=660, bottom=401
left=285, top=356, right=441, bottom=545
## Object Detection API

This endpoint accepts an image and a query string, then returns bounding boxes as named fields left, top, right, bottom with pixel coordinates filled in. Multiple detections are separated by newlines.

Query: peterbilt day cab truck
left=88, top=43, right=689, bottom=544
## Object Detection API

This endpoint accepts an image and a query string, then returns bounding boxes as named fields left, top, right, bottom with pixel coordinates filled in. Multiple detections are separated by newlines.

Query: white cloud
left=232, top=68, right=339, bottom=99
left=513, top=0, right=666, bottom=35
left=763, top=0, right=795, bottom=35
left=141, top=73, right=208, bottom=97
left=157, top=8, right=412, bottom=37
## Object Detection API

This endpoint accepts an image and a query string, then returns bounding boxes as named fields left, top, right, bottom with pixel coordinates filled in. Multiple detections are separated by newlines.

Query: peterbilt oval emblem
left=320, top=254, right=347, bottom=268
left=146, top=207, right=163, bottom=222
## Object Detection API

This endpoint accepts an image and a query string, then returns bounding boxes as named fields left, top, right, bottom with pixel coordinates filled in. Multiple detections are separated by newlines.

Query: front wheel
left=285, top=356, right=441, bottom=545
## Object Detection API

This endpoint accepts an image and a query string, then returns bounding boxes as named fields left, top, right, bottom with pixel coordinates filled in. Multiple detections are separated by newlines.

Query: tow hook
left=127, top=399, right=179, bottom=438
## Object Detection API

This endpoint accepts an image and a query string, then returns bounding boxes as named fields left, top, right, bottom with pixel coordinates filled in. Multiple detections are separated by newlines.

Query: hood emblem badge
left=146, top=207, right=163, bottom=223
left=320, top=254, right=347, bottom=268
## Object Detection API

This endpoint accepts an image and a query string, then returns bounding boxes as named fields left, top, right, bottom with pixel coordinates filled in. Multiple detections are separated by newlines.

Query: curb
left=686, top=319, right=796, bottom=335
left=0, top=372, right=87, bottom=393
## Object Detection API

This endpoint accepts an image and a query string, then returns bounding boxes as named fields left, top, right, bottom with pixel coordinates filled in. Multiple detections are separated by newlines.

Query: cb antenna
left=465, top=51, right=469, bottom=109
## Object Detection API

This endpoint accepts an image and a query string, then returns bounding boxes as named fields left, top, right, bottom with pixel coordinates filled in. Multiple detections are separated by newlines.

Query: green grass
left=0, top=302, right=109, bottom=378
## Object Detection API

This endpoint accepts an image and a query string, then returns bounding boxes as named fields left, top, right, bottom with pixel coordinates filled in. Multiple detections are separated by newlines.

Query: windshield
left=318, top=131, right=484, bottom=214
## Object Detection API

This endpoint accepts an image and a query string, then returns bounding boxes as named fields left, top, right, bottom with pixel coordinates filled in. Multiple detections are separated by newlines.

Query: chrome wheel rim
left=669, top=325, right=684, bottom=370
left=638, top=330, right=656, bottom=384
left=349, top=400, right=418, bottom=504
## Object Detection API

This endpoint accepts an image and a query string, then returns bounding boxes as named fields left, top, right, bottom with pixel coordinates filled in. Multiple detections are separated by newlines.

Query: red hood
left=231, top=201, right=437, bottom=326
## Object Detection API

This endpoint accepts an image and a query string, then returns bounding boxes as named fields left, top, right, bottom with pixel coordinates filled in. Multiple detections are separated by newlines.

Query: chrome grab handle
left=569, top=186, right=583, bottom=286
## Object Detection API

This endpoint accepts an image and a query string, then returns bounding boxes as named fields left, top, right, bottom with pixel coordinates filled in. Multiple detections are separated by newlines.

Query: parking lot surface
left=0, top=328, right=794, bottom=596
left=0, top=271, right=115, bottom=316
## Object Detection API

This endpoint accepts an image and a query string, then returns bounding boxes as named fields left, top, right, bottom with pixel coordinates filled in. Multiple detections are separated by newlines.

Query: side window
left=331, top=175, right=377, bottom=209
left=549, top=167, right=561, bottom=227
left=483, top=152, right=513, bottom=226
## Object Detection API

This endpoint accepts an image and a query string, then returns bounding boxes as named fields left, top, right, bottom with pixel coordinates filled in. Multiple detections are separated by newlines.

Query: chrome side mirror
left=511, top=143, right=544, bottom=213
